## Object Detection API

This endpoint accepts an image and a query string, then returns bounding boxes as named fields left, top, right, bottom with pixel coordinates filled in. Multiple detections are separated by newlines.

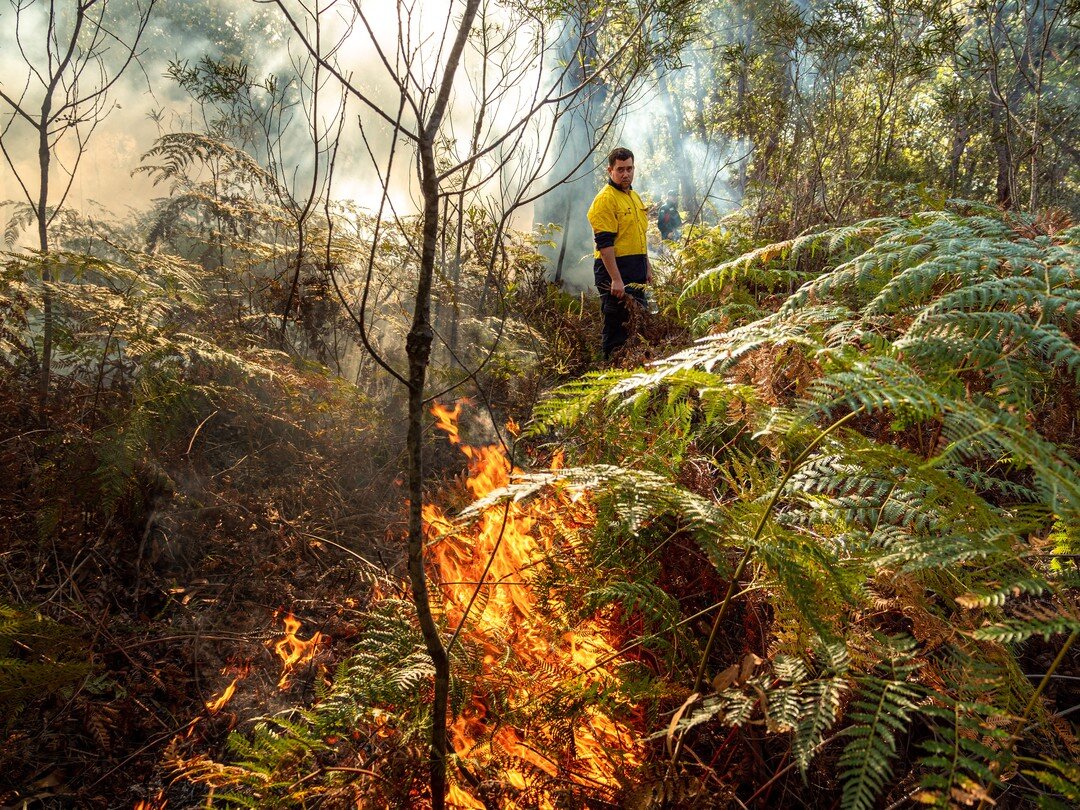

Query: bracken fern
left=515, top=207, right=1080, bottom=805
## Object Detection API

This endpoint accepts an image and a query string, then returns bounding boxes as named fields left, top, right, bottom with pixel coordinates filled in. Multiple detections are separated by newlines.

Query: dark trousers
left=599, top=285, right=646, bottom=358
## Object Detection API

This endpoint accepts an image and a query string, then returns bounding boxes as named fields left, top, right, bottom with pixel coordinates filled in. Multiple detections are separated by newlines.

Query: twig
left=85, top=720, right=198, bottom=790
left=185, top=410, right=218, bottom=455
left=744, top=731, right=844, bottom=805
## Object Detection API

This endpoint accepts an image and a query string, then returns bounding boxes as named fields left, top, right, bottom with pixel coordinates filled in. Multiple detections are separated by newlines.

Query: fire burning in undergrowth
left=273, top=611, right=326, bottom=689
left=425, top=402, right=640, bottom=806
left=133, top=790, right=167, bottom=810
left=198, top=612, right=324, bottom=721
left=204, top=662, right=251, bottom=715
left=170, top=403, right=637, bottom=806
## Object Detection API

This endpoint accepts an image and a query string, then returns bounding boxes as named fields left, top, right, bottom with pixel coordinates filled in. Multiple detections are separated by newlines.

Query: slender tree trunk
left=657, top=71, right=697, bottom=220
left=553, top=203, right=572, bottom=285
left=735, top=57, right=749, bottom=196
left=33, top=1, right=87, bottom=415
left=402, top=4, right=481, bottom=806
left=448, top=190, right=466, bottom=357
left=947, top=120, right=970, bottom=195
left=990, top=84, right=1013, bottom=208
left=1029, top=112, right=1040, bottom=212
left=1026, top=0, right=1056, bottom=212
left=984, top=2, right=1015, bottom=209
left=37, top=107, right=52, bottom=414
left=449, top=45, right=487, bottom=356
left=280, top=230, right=306, bottom=347
left=406, top=133, right=451, bottom=806
left=693, top=59, right=709, bottom=142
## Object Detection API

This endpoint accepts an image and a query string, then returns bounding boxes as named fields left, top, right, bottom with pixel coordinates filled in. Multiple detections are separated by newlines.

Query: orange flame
left=431, top=399, right=468, bottom=446
left=273, top=612, right=326, bottom=689
left=133, top=790, right=167, bottom=809
left=205, top=662, right=251, bottom=715
left=426, top=401, right=639, bottom=803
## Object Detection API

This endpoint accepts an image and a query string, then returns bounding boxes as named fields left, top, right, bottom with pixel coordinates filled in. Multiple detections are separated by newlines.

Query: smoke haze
left=0, top=0, right=552, bottom=240
left=1, top=0, right=742, bottom=294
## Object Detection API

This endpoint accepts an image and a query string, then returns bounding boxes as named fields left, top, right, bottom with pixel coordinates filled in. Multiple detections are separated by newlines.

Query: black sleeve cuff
left=594, top=231, right=616, bottom=250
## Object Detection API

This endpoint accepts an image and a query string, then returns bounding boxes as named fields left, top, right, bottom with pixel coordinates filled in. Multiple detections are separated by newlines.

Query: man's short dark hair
left=607, top=147, right=634, bottom=167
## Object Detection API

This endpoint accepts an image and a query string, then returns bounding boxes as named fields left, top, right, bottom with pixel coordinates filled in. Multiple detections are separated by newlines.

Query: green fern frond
left=755, top=524, right=853, bottom=637
left=585, top=581, right=682, bottom=637
left=972, top=602, right=1080, bottom=644
left=136, top=133, right=278, bottom=194
left=678, top=236, right=811, bottom=303
left=878, top=529, right=1008, bottom=573
left=807, top=356, right=1080, bottom=513
left=954, top=576, right=1051, bottom=609
left=837, top=634, right=922, bottom=810
left=462, top=466, right=724, bottom=540
left=606, top=306, right=845, bottom=392
left=513, top=207, right=1079, bottom=809
left=527, top=370, right=636, bottom=434
left=916, top=696, right=1008, bottom=806
left=0, top=605, right=90, bottom=720
left=793, top=675, right=848, bottom=773
left=1023, top=758, right=1080, bottom=808
left=914, top=647, right=1013, bottom=808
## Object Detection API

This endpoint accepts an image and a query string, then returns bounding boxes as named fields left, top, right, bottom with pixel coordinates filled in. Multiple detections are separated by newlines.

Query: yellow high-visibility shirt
left=587, top=182, right=649, bottom=259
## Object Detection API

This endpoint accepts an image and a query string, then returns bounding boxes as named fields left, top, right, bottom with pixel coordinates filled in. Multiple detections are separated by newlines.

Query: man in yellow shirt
left=587, top=147, right=652, bottom=358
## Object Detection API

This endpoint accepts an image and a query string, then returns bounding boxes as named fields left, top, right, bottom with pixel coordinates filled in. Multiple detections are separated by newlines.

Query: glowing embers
left=273, top=611, right=326, bottom=689
left=426, top=402, right=640, bottom=804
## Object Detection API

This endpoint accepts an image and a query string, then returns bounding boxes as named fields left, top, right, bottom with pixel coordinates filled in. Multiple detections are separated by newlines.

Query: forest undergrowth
left=0, top=223, right=410, bottom=806
left=2, top=198, right=1080, bottom=809
left=4, top=0, right=1080, bottom=803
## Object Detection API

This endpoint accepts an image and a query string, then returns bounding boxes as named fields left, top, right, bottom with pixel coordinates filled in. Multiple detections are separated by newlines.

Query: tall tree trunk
left=37, top=104, right=53, bottom=414
left=407, top=136, right=451, bottom=806
left=947, top=120, right=971, bottom=195
left=657, top=71, right=697, bottom=221
left=989, top=83, right=1013, bottom=208
left=1024, top=0, right=1056, bottom=212
left=403, top=3, right=481, bottom=806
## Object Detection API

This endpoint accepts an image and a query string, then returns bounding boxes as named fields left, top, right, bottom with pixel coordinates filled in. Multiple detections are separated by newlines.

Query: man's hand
left=646, top=261, right=653, bottom=284
left=599, top=246, right=624, bottom=298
